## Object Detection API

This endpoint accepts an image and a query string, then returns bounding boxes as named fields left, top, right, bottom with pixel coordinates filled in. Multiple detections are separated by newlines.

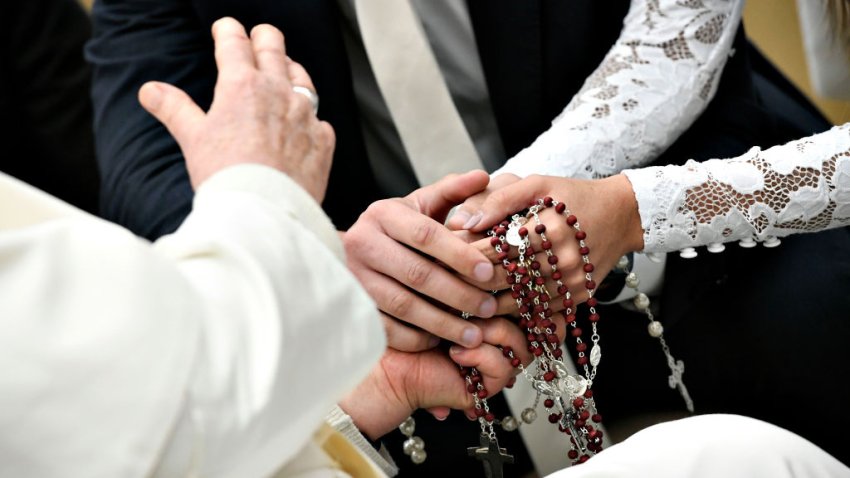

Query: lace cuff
left=624, top=124, right=850, bottom=253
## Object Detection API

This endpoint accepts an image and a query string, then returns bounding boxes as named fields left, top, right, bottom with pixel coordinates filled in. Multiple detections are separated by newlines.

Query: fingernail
left=461, top=327, right=481, bottom=347
left=449, top=345, right=464, bottom=355
left=450, top=209, right=471, bottom=227
left=427, top=335, right=441, bottom=348
left=478, top=296, right=497, bottom=317
left=462, top=211, right=484, bottom=230
left=473, top=262, right=494, bottom=282
left=435, top=413, right=449, bottom=422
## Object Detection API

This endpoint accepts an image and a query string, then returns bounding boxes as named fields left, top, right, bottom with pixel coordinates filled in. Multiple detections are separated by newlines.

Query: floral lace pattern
left=624, top=124, right=850, bottom=253
left=494, top=0, right=743, bottom=180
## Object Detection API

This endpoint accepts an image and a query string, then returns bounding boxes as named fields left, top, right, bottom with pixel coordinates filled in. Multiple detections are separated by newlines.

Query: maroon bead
left=580, top=410, right=590, bottom=420
left=592, top=413, right=603, bottom=423
left=527, top=333, right=536, bottom=342
left=533, top=347, right=544, bottom=357
left=575, top=419, right=586, bottom=428
left=511, top=357, right=521, bottom=367
left=467, top=384, right=476, bottom=393
left=541, top=240, right=552, bottom=250
left=584, top=389, right=594, bottom=398
left=474, top=407, right=485, bottom=417
left=489, top=236, right=501, bottom=246
left=579, top=455, right=590, bottom=464
left=535, top=277, right=546, bottom=286
left=548, top=255, right=559, bottom=265
left=566, top=215, right=577, bottom=226
left=485, top=413, right=495, bottom=422
left=571, top=327, right=583, bottom=337
left=544, top=371, right=556, bottom=382
left=547, top=334, right=559, bottom=344
left=459, top=367, right=469, bottom=376
left=495, top=226, right=507, bottom=236
left=567, top=450, right=579, bottom=460
left=526, top=319, right=536, bottom=329
left=557, top=285, right=568, bottom=295
left=540, top=293, right=550, bottom=303
left=540, top=319, right=552, bottom=329
left=497, top=251, right=508, bottom=261
left=544, top=197, right=554, bottom=207
left=511, top=291, right=521, bottom=300
left=530, top=260, right=541, bottom=270
left=548, top=413, right=562, bottom=424
left=563, top=298, right=575, bottom=308
left=521, top=276, right=531, bottom=285
left=583, top=263, right=595, bottom=273
left=506, top=262, right=517, bottom=273
left=576, top=342, right=588, bottom=352
left=518, top=267, right=528, bottom=275
left=545, top=309, right=554, bottom=318
left=500, top=220, right=510, bottom=227
left=585, top=280, right=597, bottom=290
left=588, top=313, right=600, bottom=323
left=579, top=246, right=590, bottom=255
left=586, top=297, right=598, bottom=307
left=575, top=230, right=587, bottom=240
left=518, top=227, right=528, bottom=238
left=502, top=346, right=513, bottom=357
left=573, top=397, right=585, bottom=409
left=519, top=305, right=529, bottom=314
left=535, top=224, right=546, bottom=234
left=544, top=398, right=555, bottom=408
left=565, top=313, right=577, bottom=324
left=471, top=374, right=482, bottom=384
left=555, top=203, right=566, bottom=214
left=477, top=389, right=489, bottom=399
left=577, top=356, right=589, bottom=366
left=553, top=348, right=563, bottom=358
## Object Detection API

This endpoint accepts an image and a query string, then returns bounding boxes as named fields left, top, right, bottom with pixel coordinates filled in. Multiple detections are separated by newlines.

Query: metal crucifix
left=467, top=434, right=514, bottom=478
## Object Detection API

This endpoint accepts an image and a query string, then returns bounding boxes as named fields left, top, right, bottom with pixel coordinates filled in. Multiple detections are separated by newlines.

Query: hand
left=450, top=174, right=644, bottom=309
left=339, top=313, right=557, bottom=439
left=138, top=17, right=335, bottom=202
left=343, top=171, right=500, bottom=352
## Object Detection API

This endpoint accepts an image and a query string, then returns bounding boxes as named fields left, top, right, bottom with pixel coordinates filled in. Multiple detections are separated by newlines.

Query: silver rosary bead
left=763, top=236, right=781, bottom=248
left=521, top=408, right=537, bottom=424
left=739, top=237, right=757, bottom=248
left=616, top=255, right=631, bottom=270
left=633, top=292, right=651, bottom=310
left=707, top=242, right=725, bottom=253
left=647, top=320, right=664, bottom=338
left=625, top=272, right=640, bottom=289
left=501, top=416, right=518, bottom=432
left=410, top=449, right=427, bottom=464
left=403, top=436, right=425, bottom=455
left=399, top=417, right=415, bottom=436
left=679, top=247, right=698, bottom=259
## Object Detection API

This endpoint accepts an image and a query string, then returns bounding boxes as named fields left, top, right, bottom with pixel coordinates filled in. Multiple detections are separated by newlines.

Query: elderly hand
left=138, top=17, right=335, bottom=202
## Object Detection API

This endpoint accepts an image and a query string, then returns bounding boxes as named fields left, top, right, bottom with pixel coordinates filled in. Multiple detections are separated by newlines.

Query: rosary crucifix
left=467, top=434, right=514, bottom=478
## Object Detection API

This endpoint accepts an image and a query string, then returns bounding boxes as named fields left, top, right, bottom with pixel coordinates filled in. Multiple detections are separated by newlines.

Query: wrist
left=604, top=174, right=645, bottom=253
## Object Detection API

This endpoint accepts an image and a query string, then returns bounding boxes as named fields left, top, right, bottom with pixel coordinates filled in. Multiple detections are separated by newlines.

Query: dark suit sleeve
left=86, top=0, right=215, bottom=240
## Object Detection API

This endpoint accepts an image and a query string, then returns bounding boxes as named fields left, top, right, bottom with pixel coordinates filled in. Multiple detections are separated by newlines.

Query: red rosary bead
left=566, top=214, right=577, bottom=226
left=585, top=280, right=597, bottom=290
left=575, top=230, right=587, bottom=241
left=583, top=263, right=595, bottom=273
left=544, top=371, right=556, bottom=382
left=555, top=203, right=566, bottom=213
left=571, top=327, right=583, bottom=337
left=544, top=398, right=555, bottom=408
left=579, top=246, right=590, bottom=255
left=576, top=343, right=588, bottom=352
left=477, top=389, right=489, bottom=399
left=588, top=313, right=600, bottom=323
left=573, top=397, right=585, bottom=409
left=547, top=255, right=559, bottom=265
left=485, top=413, right=495, bottom=422
left=586, top=297, right=598, bottom=307
left=568, top=450, right=579, bottom=460
left=553, top=348, right=563, bottom=358
left=510, top=357, right=521, bottom=367
left=548, top=413, right=562, bottom=424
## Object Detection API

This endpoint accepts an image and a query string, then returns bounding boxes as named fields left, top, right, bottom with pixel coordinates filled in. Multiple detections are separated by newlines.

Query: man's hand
left=138, top=18, right=335, bottom=202
left=343, top=171, right=501, bottom=352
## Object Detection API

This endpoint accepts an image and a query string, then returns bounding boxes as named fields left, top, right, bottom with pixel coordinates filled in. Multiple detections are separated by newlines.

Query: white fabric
left=549, top=414, right=850, bottom=478
left=495, top=0, right=744, bottom=180
left=623, top=123, right=850, bottom=252
left=797, top=0, right=850, bottom=100
left=0, top=165, right=385, bottom=478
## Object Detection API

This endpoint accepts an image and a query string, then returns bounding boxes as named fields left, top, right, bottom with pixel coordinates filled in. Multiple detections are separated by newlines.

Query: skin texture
left=138, top=18, right=335, bottom=201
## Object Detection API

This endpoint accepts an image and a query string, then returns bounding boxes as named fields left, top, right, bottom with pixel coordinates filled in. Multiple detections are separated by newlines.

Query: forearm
left=152, top=165, right=385, bottom=476
left=495, top=0, right=744, bottom=180
left=624, top=123, right=850, bottom=253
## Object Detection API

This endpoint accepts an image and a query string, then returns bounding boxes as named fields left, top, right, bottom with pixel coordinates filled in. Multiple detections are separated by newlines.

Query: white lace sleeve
left=494, top=0, right=744, bottom=180
left=623, top=124, right=850, bottom=253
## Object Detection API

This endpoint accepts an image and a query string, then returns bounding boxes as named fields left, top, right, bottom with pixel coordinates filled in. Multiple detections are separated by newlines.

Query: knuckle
left=411, top=221, right=436, bottom=247
left=385, top=291, right=415, bottom=319
left=226, top=67, right=257, bottom=90
left=405, top=260, right=432, bottom=288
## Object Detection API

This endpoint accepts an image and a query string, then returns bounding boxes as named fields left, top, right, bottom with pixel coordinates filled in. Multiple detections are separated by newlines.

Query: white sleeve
left=150, top=164, right=385, bottom=477
left=494, top=0, right=744, bottom=180
left=622, top=123, right=850, bottom=253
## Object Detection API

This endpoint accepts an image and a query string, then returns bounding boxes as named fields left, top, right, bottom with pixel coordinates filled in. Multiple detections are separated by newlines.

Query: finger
left=138, top=81, right=204, bottom=146
left=407, top=170, right=490, bottom=220
left=449, top=343, right=517, bottom=396
left=212, top=17, right=255, bottom=77
left=472, top=175, right=552, bottom=233
left=286, top=58, right=316, bottom=92
left=356, top=267, right=484, bottom=348
left=426, top=406, right=451, bottom=421
left=471, top=316, right=534, bottom=365
left=381, top=313, right=440, bottom=353
left=446, top=173, right=521, bottom=230
left=376, top=202, right=495, bottom=284
left=249, top=24, right=288, bottom=80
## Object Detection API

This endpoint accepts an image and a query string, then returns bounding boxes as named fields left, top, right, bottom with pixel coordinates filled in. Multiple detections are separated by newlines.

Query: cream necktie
left=354, top=0, right=485, bottom=187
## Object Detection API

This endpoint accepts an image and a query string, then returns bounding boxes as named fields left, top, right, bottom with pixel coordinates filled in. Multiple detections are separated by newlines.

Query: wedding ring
left=292, top=85, right=319, bottom=114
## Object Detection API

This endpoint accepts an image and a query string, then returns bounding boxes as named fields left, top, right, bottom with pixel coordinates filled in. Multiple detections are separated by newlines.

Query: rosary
left=399, top=197, right=693, bottom=477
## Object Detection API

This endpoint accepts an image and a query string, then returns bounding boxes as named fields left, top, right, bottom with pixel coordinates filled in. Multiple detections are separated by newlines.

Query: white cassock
left=0, top=165, right=387, bottom=478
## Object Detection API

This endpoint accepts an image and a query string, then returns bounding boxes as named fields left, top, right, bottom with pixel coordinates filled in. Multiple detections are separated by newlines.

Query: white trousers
left=550, top=414, right=850, bottom=478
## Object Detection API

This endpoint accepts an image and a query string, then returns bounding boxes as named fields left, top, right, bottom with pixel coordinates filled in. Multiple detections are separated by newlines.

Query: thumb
left=471, top=175, right=551, bottom=233
left=407, top=170, right=490, bottom=220
left=138, top=81, right=205, bottom=146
